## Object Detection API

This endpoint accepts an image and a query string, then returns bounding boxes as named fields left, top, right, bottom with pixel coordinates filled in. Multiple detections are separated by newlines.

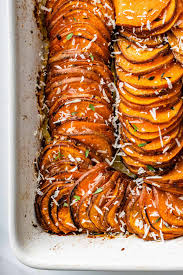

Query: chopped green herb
left=161, top=72, right=165, bottom=79
left=94, top=188, right=103, bottom=194
left=89, top=103, right=95, bottom=111
left=147, top=165, right=156, bottom=172
left=85, top=149, right=89, bottom=158
left=66, top=33, right=74, bottom=40
left=154, top=217, right=161, bottom=224
left=63, top=202, right=68, bottom=207
left=126, top=44, right=131, bottom=49
left=73, top=17, right=77, bottom=22
left=89, top=53, right=94, bottom=61
left=132, top=124, right=138, bottom=132
left=71, top=112, right=78, bottom=116
left=55, top=151, right=63, bottom=160
left=138, top=75, right=141, bottom=80
left=148, top=8, right=153, bottom=12
left=138, top=142, right=151, bottom=147
left=148, top=76, right=155, bottom=81
left=74, top=195, right=81, bottom=201
left=171, top=106, right=175, bottom=110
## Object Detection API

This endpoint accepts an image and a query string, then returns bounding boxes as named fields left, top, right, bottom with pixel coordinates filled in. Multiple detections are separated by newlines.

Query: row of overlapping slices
left=35, top=160, right=130, bottom=235
left=44, top=0, right=115, bottom=64
left=167, top=13, right=183, bottom=64
left=44, top=52, right=115, bottom=161
left=114, top=0, right=183, bottom=37
left=126, top=184, right=183, bottom=240
left=114, top=31, right=183, bottom=175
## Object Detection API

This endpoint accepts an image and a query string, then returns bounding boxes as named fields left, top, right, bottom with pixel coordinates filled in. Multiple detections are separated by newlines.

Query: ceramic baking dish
left=8, top=0, right=183, bottom=270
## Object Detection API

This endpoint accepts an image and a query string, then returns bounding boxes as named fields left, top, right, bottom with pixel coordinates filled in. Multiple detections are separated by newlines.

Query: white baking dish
left=8, top=0, right=183, bottom=271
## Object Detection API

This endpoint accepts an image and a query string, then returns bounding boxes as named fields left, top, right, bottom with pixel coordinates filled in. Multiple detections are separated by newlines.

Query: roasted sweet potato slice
left=47, top=60, right=113, bottom=84
left=153, top=188, right=183, bottom=229
left=49, top=98, right=112, bottom=129
left=117, top=38, right=169, bottom=64
left=173, top=51, right=183, bottom=64
left=105, top=176, right=128, bottom=232
left=39, top=182, right=70, bottom=233
left=119, top=99, right=183, bottom=124
left=54, top=120, right=115, bottom=143
left=123, top=81, right=182, bottom=98
left=48, top=1, right=113, bottom=34
left=49, top=9, right=110, bottom=42
left=50, top=184, right=76, bottom=234
left=139, top=186, right=181, bottom=239
left=69, top=163, right=109, bottom=228
left=117, top=62, right=183, bottom=89
left=77, top=170, right=112, bottom=232
left=116, top=50, right=174, bottom=75
left=121, top=128, right=183, bottom=166
left=140, top=0, right=177, bottom=32
left=49, top=36, right=109, bottom=63
left=46, top=81, right=112, bottom=107
left=88, top=171, right=121, bottom=232
left=114, top=0, right=170, bottom=27
left=119, top=30, right=164, bottom=48
left=145, top=157, right=183, bottom=185
left=122, top=116, right=182, bottom=143
left=46, top=0, right=114, bottom=31
left=122, top=123, right=179, bottom=154
left=119, top=84, right=181, bottom=107
left=125, top=193, right=153, bottom=240
left=50, top=22, right=109, bottom=49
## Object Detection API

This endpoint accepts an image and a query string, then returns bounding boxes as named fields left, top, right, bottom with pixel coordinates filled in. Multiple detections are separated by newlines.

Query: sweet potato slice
left=117, top=62, right=183, bottom=89
left=54, top=120, right=115, bottom=143
left=117, top=38, right=169, bottom=64
left=39, top=183, right=69, bottom=233
left=125, top=193, right=153, bottom=240
left=116, top=50, right=174, bottom=75
left=48, top=1, right=113, bottom=34
left=47, top=0, right=114, bottom=31
left=122, top=123, right=179, bottom=154
left=69, top=163, right=110, bottom=229
left=119, top=99, right=183, bottom=124
left=122, top=109, right=183, bottom=133
left=49, top=36, right=109, bottom=63
left=139, top=186, right=181, bottom=239
left=123, top=116, right=182, bottom=141
left=153, top=188, right=183, bottom=229
left=123, top=81, right=182, bottom=98
left=46, top=81, right=112, bottom=107
left=105, top=176, right=128, bottom=232
left=50, top=184, right=76, bottom=234
left=120, top=30, right=164, bottom=48
left=121, top=129, right=183, bottom=166
left=149, top=1, right=182, bottom=36
left=49, top=99, right=112, bottom=129
left=119, top=84, right=181, bottom=107
left=78, top=170, right=112, bottom=232
left=120, top=92, right=180, bottom=110
left=145, top=157, right=183, bottom=185
left=140, top=0, right=177, bottom=32
left=114, top=0, right=170, bottom=27
left=48, top=61, right=113, bottom=84
left=173, top=51, right=183, bottom=64
left=88, top=177, right=117, bottom=232
left=49, top=9, right=110, bottom=42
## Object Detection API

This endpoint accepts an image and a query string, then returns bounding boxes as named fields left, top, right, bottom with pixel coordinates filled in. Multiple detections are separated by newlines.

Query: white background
left=0, top=0, right=182, bottom=274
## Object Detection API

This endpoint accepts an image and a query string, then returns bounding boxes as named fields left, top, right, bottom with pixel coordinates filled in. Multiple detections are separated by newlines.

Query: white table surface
left=0, top=0, right=183, bottom=274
